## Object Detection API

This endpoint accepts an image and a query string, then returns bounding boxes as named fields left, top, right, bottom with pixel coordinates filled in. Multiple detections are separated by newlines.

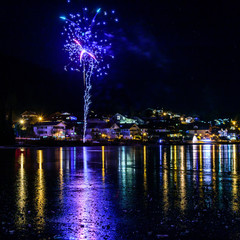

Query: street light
left=38, top=116, right=43, bottom=122
left=20, top=119, right=24, bottom=124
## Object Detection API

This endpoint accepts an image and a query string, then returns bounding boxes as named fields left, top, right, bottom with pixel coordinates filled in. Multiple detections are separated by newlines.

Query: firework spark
left=60, top=7, right=118, bottom=142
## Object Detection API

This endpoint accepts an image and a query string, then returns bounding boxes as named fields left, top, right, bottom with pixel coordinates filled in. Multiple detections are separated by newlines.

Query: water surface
left=1, top=145, right=240, bottom=239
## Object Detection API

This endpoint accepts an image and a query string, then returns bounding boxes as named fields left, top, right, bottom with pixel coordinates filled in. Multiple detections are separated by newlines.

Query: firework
left=60, top=7, right=118, bottom=142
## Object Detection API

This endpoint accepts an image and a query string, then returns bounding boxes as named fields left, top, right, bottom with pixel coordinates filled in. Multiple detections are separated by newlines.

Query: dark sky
left=1, top=0, right=240, bottom=119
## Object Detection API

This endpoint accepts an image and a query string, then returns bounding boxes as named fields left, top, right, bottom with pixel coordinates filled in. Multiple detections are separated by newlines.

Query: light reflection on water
left=5, top=144, right=240, bottom=238
left=15, top=150, right=27, bottom=228
left=35, top=150, right=45, bottom=230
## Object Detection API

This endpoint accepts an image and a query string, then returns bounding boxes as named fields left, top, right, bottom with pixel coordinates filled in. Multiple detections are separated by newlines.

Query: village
left=14, top=109, right=239, bottom=144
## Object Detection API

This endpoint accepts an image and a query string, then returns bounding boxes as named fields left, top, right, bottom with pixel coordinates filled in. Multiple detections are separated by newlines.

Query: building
left=118, top=123, right=142, bottom=140
left=187, top=123, right=211, bottom=138
left=86, top=122, right=120, bottom=140
left=111, top=113, right=137, bottom=124
left=33, top=122, right=66, bottom=139
left=119, top=123, right=133, bottom=139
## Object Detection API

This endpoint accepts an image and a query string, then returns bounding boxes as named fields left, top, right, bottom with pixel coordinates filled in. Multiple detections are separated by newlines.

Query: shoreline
left=0, top=139, right=240, bottom=148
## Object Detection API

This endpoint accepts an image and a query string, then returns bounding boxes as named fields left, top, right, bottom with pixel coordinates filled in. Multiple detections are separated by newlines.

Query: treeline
left=0, top=98, right=15, bottom=145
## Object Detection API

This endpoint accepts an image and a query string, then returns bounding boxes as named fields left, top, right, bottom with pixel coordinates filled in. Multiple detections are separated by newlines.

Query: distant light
left=60, top=16, right=66, bottom=20
left=97, top=8, right=101, bottom=13
left=38, top=116, right=43, bottom=121
left=20, top=119, right=24, bottom=124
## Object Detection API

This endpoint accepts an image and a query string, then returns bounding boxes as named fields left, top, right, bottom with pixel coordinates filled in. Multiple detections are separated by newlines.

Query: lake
left=0, top=144, right=240, bottom=239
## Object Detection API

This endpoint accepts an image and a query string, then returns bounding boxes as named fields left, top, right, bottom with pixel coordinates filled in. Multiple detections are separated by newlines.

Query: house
left=119, top=124, right=133, bottom=139
left=130, top=124, right=141, bottom=139
left=86, top=122, right=120, bottom=140
left=187, top=123, right=211, bottom=138
left=33, top=121, right=66, bottom=139
left=218, top=129, right=228, bottom=137
left=218, top=129, right=237, bottom=140
left=119, top=123, right=141, bottom=140
left=111, top=113, right=137, bottom=124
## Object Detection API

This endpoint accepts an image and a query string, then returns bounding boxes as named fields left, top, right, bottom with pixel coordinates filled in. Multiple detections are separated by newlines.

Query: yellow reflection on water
left=143, top=145, right=147, bottom=194
left=174, top=146, right=177, bottom=169
left=35, top=150, right=45, bottom=229
left=232, top=145, right=238, bottom=212
left=199, top=145, right=203, bottom=172
left=102, top=146, right=105, bottom=183
left=179, top=146, right=186, bottom=212
left=232, top=145, right=237, bottom=174
left=16, top=150, right=27, bottom=228
left=212, top=144, right=215, bottom=166
left=163, top=149, right=168, bottom=213
left=199, top=145, right=204, bottom=201
left=172, top=146, right=178, bottom=208
left=173, top=145, right=177, bottom=182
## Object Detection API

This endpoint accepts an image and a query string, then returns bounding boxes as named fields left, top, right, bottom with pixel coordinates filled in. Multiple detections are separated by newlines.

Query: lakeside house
left=33, top=122, right=67, bottom=139
left=187, top=123, right=211, bottom=138
left=85, top=121, right=120, bottom=140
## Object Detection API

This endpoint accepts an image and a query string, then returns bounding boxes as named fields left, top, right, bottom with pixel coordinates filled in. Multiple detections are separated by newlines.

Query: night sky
left=1, top=0, right=240, bottom=119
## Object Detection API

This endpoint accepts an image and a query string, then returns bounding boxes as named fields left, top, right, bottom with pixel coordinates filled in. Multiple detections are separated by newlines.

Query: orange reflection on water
left=102, top=146, right=105, bottom=183
left=143, top=145, right=147, bottom=194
